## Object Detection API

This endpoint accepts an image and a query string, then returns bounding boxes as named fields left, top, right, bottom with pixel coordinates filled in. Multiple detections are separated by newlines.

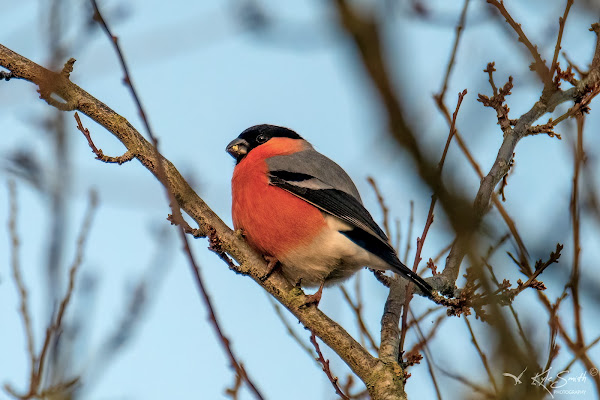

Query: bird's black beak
left=226, top=138, right=249, bottom=161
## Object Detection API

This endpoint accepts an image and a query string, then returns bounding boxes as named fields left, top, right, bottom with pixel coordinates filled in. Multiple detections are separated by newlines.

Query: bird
left=226, top=124, right=434, bottom=304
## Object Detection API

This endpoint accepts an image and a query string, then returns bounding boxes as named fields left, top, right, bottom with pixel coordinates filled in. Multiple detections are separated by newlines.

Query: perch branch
left=0, top=43, right=395, bottom=399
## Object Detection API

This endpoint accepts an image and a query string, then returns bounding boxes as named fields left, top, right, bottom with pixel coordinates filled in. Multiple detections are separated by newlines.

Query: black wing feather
left=270, top=175, right=434, bottom=297
left=269, top=176, right=388, bottom=242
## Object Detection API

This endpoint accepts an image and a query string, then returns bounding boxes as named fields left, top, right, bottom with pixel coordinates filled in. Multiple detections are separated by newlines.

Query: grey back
left=266, top=147, right=362, bottom=202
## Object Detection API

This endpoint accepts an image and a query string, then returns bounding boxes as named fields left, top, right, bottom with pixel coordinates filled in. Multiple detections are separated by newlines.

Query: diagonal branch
left=441, top=24, right=600, bottom=286
left=0, top=43, right=392, bottom=398
left=399, top=90, right=467, bottom=356
left=87, top=3, right=264, bottom=396
left=486, top=0, right=552, bottom=86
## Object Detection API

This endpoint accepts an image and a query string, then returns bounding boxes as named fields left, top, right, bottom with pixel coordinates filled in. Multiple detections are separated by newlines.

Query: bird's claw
left=259, top=256, right=280, bottom=282
left=299, top=282, right=324, bottom=309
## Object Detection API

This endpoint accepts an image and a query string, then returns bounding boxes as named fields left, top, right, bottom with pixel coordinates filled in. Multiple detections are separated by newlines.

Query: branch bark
left=0, top=43, right=409, bottom=399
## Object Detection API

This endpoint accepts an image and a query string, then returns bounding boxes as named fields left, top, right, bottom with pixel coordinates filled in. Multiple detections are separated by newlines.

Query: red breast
left=231, top=138, right=327, bottom=259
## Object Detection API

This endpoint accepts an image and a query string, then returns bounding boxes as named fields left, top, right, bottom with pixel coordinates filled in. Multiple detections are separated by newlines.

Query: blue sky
left=1, top=1, right=599, bottom=399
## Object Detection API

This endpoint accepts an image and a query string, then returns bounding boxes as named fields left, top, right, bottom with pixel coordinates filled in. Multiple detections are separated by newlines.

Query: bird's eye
left=256, top=134, right=268, bottom=143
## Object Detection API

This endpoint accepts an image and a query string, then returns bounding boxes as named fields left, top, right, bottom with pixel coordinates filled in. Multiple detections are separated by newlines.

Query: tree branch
left=441, top=24, right=600, bottom=285
left=0, top=43, right=398, bottom=398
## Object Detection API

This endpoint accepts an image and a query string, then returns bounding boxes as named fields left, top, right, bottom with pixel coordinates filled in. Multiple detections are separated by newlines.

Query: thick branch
left=0, top=43, right=386, bottom=395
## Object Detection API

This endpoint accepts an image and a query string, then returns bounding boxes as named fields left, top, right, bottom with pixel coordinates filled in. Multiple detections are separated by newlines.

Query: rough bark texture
left=0, top=43, right=408, bottom=399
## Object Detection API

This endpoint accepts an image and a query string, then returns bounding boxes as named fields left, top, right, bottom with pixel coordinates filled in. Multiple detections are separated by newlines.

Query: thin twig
left=0, top=43, right=386, bottom=397
left=36, top=190, right=98, bottom=396
left=441, top=22, right=600, bottom=287
left=7, top=181, right=36, bottom=391
left=310, top=332, right=350, bottom=400
left=464, top=317, right=498, bottom=394
left=409, top=309, right=443, bottom=400
left=487, top=0, right=551, bottom=85
left=400, top=90, right=467, bottom=354
left=550, top=85, right=600, bottom=126
left=403, top=201, right=414, bottom=265
left=268, top=297, right=316, bottom=360
left=405, top=314, right=445, bottom=359
left=406, top=306, right=443, bottom=330
left=570, top=115, right=584, bottom=347
left=74, top=112, right=134, bottom=164
left=482, top=235, right=536, bottom=355
left=478, top=64, right=514, bottom=136
left=89, top=2, right=265, bottom=398
left=367, top=177, right=391, bottom=238
left=436, top=0, right=470, bottom=103
left=559, top=334, right=600, bottom=374
left=90, top=0, right=154, bottom=140
left=340, top=286, right=379, bottom=353
left=432, top=242, right=453, bottom=264
left=434, top=99, right=530, bottom=265
left=436, top=367, right=496, bottom=399
left=542, top=296, right=561, bottom=377
left=549, top=0, right=574, bottom=78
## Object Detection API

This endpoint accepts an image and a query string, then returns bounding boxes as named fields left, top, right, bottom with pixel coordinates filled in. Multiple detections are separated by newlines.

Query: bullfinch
left=227, top=124, right=434, bottom=302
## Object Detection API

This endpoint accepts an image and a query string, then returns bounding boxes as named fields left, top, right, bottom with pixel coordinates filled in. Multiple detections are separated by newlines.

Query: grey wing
left=266, top=149, right=435, bottom=298
left=266, top=148, right=362, bottom=202
left=266, top=148, right=388, bottom=242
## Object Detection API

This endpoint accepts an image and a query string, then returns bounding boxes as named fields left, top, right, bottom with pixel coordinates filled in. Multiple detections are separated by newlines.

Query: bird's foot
left=259, top=255, right=281, bottom=282
left=300, top=282, right=325, bottom=308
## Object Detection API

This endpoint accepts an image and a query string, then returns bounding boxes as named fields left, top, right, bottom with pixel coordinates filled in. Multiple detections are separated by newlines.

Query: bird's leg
left=302, top=282, right=325, bottom=308
left=259, top=255, right=281, bottom=282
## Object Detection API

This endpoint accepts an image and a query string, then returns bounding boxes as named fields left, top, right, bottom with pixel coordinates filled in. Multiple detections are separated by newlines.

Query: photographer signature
left=503, top=367, right=594, bottom=398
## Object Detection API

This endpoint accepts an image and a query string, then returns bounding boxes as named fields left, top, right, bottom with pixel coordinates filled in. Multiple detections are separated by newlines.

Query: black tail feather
left=389, top=259, right=435, bottom=298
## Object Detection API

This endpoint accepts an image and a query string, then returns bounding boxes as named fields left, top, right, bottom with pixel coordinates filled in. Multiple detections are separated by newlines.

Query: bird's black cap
left=226, top=124, right=302, bottom=163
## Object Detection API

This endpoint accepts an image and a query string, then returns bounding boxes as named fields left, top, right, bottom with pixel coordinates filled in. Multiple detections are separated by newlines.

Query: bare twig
left=408, top=309, right=443, bottom=400
left=404, top=314, right=445, bottom=363
left=442, top=23, right=600, bottom=287
left=437, top=367, right=496, bottom=399
left=550, top=84, right=600, bottom=126
left=88, top=3, right=265, bottom=398
left=436, top=0, right=470, bottom=103
left=403, top=201, right=414, bottom=265
left=340, top=286, right=379, bottom=353
left=6, top=190, right=98, bottom=399
left=367, top=177, right=391, bottom=238
left=89, top=0, right=154, bottom=140
left=570, top=115, right=584, bottom=347
left=269, top=297, right=316, bottom=360
left=7, top=181, right=36, bottom=391
left=478, top=63, right=514, bottom=136
left=36, top=190, right=98, bottom=396
left=74, top=112, right=134, bottom=164
left=549, top=0, right=574, bottom=78
left=482, top=234, right=536, bottom=355
left=0, top=42, right=392, bottom=400
left=486, top=0, right=551, bottom=85
left=559, top=334, right=600, bottom=374
left=434, top=99, right=530, bottom=266
left=400, top=90, right=467, bottom=355
left=542, top=296, right=562, bottom=377
left=310, top=332, right=350, bottom=400
left=464, top=317, right=498, bottom=394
